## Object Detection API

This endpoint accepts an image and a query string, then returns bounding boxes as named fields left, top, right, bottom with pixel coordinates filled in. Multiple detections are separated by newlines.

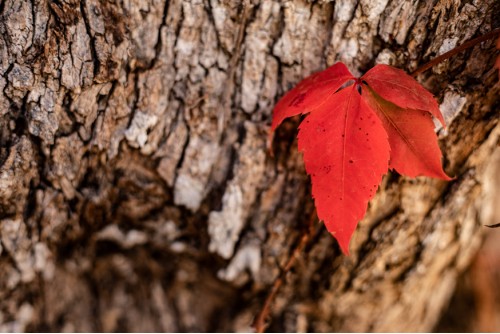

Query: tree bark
left=0, top=0, right=499, bottom=331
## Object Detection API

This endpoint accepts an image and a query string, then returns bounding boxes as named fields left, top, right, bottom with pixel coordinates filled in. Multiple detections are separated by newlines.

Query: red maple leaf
left=271, top=63, right=451, bottom=255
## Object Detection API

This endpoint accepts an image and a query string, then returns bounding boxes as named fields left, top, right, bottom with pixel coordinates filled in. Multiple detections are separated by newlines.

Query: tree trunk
left=0, top=0, right=499, bottom=331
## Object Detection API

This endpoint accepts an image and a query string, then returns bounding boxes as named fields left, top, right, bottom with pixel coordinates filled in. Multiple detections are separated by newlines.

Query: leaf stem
left=252, top=213, right=318, bottom=333
left=411, top=28, right=500, bottom=77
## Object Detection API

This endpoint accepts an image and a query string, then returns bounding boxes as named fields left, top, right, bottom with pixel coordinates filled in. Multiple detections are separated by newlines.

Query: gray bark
left=0, top=0, right=499, bottom=331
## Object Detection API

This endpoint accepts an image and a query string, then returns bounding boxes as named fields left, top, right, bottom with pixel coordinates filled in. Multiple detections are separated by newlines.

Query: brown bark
left=0, top=0, right=499, bottom=331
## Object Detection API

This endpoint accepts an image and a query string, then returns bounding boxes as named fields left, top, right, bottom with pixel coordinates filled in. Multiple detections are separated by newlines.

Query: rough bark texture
left=0, top=0, right=499, bottom=332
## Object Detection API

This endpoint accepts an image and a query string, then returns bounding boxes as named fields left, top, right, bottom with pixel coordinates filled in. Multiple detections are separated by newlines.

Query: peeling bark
left=0, top=0, right=499, bottom=331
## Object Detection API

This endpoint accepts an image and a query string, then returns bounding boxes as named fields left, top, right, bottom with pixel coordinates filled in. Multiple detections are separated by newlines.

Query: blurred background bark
left=0, top=0, right=499, bottom=331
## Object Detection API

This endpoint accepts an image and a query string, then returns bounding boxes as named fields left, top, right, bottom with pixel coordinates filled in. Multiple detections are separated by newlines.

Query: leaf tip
left=443, top=174, right=454, bottom=181
left=331, top=231, right=351, bottom=256
left=442, top=173, right=457, bottom=181
left=338, top=240, right=350, bottom=256
left=436, top=168, right=454, bottom=181
left=340, top=244, right=350, bottom=256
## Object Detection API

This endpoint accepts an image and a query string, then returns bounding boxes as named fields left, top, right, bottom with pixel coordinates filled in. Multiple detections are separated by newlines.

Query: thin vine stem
left=252, top=213, right=318, bottom=333
left=411, top=27, right=500, bottom=77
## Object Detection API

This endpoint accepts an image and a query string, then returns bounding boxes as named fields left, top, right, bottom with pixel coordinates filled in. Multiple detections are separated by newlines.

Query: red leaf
left=297, top=85, right=390, bottom=254
left=271, top=62, right=354, bottom=132
left=271, top=62, right=450, bottom=254
left=361, top=86, right=451, bottom=180
left=362, top=64, right=446, bottom=126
